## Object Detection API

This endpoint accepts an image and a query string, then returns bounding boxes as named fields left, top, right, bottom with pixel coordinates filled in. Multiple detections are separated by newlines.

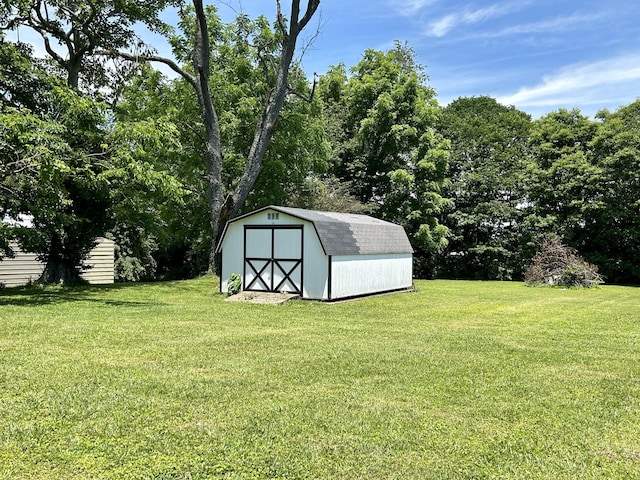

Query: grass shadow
left=0, top=282, right=168, bottom=308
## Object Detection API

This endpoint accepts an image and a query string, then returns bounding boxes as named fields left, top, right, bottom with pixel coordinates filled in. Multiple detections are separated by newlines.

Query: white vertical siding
left=0, top=238, right=114, bottom=287
left=273, top=228, right=302, bottom=258
left=219, top=221, right=246, bottom=294
left=302, top=226, right=329, bottom=300
left=245, top=229, right=272, bottom=258
left=330, top=254, right=413, bottom=300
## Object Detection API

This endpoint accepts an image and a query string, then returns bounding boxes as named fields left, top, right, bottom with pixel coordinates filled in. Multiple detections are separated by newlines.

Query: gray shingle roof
left=272, top=206, right=413, bottom=255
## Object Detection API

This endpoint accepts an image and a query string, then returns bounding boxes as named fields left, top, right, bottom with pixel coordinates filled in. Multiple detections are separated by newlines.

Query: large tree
left=103, top=0, right=321, bottom=272
left=1, top=1, right=184, bottom=283
left=112, top=16, right=329, bottom=278
left=318, top=43, right=451, bottom=277
left=1, top=0, right=175, bottom=91
left=438, top=96, right=532, bottom=280
left=527, top=108, right=600, bottom=250
left=0, top=37, right=111, bottom=282
left=588, top=100, right=640, bottom=283
left=527, top=103, right=640, bottom=284
left=0, top=35, right=184, bottom=283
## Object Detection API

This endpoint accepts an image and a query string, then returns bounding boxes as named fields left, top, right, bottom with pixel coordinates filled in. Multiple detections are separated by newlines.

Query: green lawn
left=0, top=277, right=638, bottom=479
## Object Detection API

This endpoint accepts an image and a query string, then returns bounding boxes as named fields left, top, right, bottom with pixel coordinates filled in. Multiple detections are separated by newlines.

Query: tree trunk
left=67, top=55, right=82, bottom=90
left=37, top=233, right=86, bottom=285
left=212, top=0, right=321, bottom=268
left=105, top=0, right=321, bottom=275
left=190, top=0, right=226, bottom=272
left=38, top=261, right=85, bottom=285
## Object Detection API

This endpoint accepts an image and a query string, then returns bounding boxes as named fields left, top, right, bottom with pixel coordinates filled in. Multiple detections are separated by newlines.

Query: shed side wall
left=330, top=254, right=413, bottom=299
left=219, top=221, right=243, bottom=294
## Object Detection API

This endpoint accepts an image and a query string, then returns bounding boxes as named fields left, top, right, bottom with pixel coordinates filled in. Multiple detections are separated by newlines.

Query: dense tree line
left=1, top=2, right=640, bottom=284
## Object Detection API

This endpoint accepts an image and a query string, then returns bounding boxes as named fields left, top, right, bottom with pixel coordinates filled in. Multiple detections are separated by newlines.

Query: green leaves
left=438, top=96, right=532, bottom=280
left=7, top=0, right=179, bottom=74
left=106, top=118, right=188, bottom=202
left=1, top=102, right=111, bottom=272
left=584, top=100, right=640, bottom=282
left=319, top=43, right=450, bottom=276
left=0, top=36, right=191, bottom=283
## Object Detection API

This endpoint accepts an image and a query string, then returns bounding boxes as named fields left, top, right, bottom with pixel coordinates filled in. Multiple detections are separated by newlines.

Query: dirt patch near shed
left=225, top=291, right=300, bottom=305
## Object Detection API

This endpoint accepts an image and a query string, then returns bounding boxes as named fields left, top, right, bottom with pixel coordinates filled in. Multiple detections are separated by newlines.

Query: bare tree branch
left=297, top=0, right=320, bottom=32
left=95, top=49, right=198, bottom=92
left=275, top=0, right=287, bottom=36
left=298, top=10, right=323, bottom=60
left=287, top=72, right=317, bottom=103
left=41, top=34, right=66, bottom=66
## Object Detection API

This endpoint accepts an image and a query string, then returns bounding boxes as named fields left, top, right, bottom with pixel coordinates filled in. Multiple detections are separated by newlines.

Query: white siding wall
left=82, top=238, right=115, bottom=284
left=302, top=227, right=329, bottom=300
left=0, top=246, right=44, bottom=287
left=330, top=254, right=413, bottom=300
left=219, top=221, right=246, bottom=294
left=0, top=238, right=114, bottom=287
left=219, top=209, right=329, bottom=299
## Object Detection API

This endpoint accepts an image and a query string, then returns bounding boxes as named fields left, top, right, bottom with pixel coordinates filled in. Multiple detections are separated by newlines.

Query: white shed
left=216, top=206, right=414, bottom=301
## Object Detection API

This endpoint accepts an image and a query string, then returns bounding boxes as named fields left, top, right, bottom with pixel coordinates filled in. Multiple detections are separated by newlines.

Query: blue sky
left=9, top=0, right=640, bottom=119
left=210, top=0, right=640, bottom=119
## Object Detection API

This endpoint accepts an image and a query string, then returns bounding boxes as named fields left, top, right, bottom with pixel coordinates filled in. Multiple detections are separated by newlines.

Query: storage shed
left=0, top=237, right=115, bottom=287
left=216, top=206, right=413, bottom=301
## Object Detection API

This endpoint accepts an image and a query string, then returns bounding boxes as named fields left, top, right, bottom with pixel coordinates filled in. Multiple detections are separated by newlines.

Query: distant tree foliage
left=437, top=96, right=532, bottom=280
left=527, top=101, right=640, bottom=284
left=4, top=1, right=640, bottom=285
left=587, top=100, right=640, bottom=283
left=526, top=109, right=600, bottom=255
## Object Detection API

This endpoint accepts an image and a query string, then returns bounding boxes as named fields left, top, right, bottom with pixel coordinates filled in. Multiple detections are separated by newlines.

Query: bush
left=109, top=227, right=158, bottom=283
left=227, top=273, right=242, bottom=296
left=524, top=238, right=603, bottom=288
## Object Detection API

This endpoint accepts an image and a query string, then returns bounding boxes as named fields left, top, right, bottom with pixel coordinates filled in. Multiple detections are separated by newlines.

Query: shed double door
left=244, top=225, right=303, bottom=294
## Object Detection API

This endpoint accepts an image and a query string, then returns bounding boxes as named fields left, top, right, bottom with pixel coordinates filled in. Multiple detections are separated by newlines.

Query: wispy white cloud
left=426, top=2, right=524, bottom=37
left=390, top=0, right=439, bottom=17
left=490, top=12, right=605, bottom=37
left=497, top=54, right=640, bottom=110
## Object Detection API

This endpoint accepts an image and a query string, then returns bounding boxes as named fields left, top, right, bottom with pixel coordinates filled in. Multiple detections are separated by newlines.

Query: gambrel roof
left=218, top=205, right=413, bottom=256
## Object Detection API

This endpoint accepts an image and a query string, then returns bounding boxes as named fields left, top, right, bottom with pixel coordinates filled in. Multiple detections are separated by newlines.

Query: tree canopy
left=0, top=36, right=110, bottom=282
left=3, top=3, right=640, bottom=285
left=99, top=0, right=321, bottom=272
left=1, top=0, right=177, bottom=91
left=437, top=96, right=532, bottom=280
left=319, top=42, right=451, bottom=277
left=0, top=33, right=184, bottom=283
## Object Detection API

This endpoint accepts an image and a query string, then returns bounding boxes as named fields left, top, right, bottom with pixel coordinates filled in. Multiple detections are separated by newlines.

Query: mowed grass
left=0, top=277, right=639, bottom=479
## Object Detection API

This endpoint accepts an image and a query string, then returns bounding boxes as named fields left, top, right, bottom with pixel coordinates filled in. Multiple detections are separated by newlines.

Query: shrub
left=524, top=238, right=603, bottom=288
left=227, top=273, right=242, bottom=296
